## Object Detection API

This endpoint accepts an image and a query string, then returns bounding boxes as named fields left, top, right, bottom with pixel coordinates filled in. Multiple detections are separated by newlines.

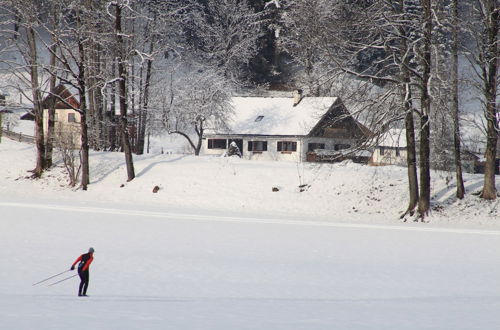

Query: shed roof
left=216, top=96, right=338, bottom=136
left=41, top=84, right=80, bottom=110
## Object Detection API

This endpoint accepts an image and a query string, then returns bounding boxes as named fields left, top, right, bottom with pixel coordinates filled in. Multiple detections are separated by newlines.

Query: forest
left=0, top=0, right=498, bottom=219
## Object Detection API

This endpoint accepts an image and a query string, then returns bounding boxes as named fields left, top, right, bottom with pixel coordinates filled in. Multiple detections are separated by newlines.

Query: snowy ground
left=1, top=200, right=499, bottom=330
left=0, top=138, right=499, bottom=329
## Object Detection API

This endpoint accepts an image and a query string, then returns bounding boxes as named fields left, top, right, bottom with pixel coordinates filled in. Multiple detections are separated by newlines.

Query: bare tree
left=0, top=0, right=47, bottom=178
left=127, top=1, right=186, bottom=155
left=185, top=0, right=265, bottom=84
left=38, top=0, right=99, bottom=190
left=55, top=125, right=81, bottom=187
left=414, top=0, right=433, bottom=217
left=451, top=0, right=466, bottom=199
left=466, top=0, right=499, bottom=200
left=278, top=0, right=337, bottom=96
left=113, top=0, right=135, bottom=181
left=277, top=0, right=425, bottom=217
left=153, top=61, right=233, bottom=156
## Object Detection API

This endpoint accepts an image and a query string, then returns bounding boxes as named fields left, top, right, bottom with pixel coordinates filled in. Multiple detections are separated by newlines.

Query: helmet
left=88, top=247, right=95, bottom=253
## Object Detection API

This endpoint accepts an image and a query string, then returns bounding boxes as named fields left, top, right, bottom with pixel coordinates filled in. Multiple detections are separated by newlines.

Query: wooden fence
left=1, top=128, right=35, bottom=144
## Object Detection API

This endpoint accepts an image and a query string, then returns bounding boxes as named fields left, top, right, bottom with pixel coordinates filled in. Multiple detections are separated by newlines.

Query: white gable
left=218, top=96, right=338, bottom=136
left=377, top=129, right=407, bottom=148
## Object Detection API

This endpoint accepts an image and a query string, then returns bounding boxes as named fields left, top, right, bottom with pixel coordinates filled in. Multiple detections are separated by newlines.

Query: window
left=334, top=144, right=350, bottom=151
left=395, top=148, right=400, bottom=157
left=255, top=115, right=264, bottom=122
left=277, top=141, right=297, bottom=152
left=379, top=147, right=385, bottom=155
left=308, top=143, right=325, bottom=152
left=68, top=113, right=77, bottom=123
left=248, top=141, right=267, bottom=152
left=208, top=139, right=227, bottom=149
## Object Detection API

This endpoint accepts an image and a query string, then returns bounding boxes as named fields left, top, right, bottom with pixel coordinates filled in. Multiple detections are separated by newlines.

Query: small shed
left=370, top=129, right=407, bottom=166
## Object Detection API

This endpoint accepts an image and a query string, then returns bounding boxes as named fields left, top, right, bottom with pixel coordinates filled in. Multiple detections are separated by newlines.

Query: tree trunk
left=95, top=47, right=106, bottom=151
left=451, top=0, right=465, bottom=199
left=417, top=0, right=432, bottom=218
left=136, top=37, right=154, bottom=155
left=194, top=121, right=204, bottom=156
left=45, top=83, right=56, bottom=168
left=77, top=15, right=90, bottom=190
left=45, top=14, right=58, bottom=169
left=397, top=13, right=419, bottom=217
left=480, top=0, right=499, bottom=200
left=403, top=88, right=419, bottom=216
left=170, top=130, right=197, bottom=154
left=108, top=61, right=117, bottom=151
left=115, top=2, right=135, bottom=181
left=80, top=109, right=90, bottom=190
left=26, top=25, right=45, bottom=178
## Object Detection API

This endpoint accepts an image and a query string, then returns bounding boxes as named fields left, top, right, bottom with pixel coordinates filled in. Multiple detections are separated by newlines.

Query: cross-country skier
left=70, top=247, right=94, bottom=297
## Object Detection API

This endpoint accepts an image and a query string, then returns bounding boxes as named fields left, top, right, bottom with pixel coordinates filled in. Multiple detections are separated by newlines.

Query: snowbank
left=0, top=138, right=498, bottom=229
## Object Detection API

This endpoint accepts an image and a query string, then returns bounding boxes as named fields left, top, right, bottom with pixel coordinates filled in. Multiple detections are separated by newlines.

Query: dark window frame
left=277, top=141, right=297, bottom=152
left=67, top=113, right=77, bottom=123
left=248, top=140, right=268, bottom=152
left=208, top=139, right=227, bottom=149
left=308, top=143, right=325, bottom=152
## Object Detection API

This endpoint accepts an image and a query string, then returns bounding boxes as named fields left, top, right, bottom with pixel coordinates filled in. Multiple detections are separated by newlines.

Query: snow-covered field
left=1, top=138, right=499, bottom=329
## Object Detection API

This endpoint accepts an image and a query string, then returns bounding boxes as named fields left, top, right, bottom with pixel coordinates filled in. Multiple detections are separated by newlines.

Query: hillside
left=0, top=137, right=498, bottom=228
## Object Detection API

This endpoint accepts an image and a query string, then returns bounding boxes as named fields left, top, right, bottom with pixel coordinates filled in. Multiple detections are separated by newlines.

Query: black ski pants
left=78, top=269, right=89, bottom=296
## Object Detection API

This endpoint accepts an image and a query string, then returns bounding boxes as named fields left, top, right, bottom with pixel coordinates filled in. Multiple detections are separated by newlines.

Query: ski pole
left=48, top=274, right=78, bottom=286
left=32, top=270, right=71, bottom=286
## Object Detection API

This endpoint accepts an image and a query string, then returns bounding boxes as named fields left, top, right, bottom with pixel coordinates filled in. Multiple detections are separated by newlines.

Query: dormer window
left=255, top=115, right=264, bottom=122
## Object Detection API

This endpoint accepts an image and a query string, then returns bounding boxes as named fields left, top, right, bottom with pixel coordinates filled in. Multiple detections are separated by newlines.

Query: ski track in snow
left=1, top=201, right=499, bottom=236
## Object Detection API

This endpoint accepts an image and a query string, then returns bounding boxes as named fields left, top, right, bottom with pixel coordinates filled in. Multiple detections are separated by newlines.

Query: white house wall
left=42, top=109, right=82, bottom=147
left=203, top=136, right=360, bottom=162
left=203, top=136, right=304, bottom=162
left=245, top=138, right=303, bottom=162
left=371, top=147, right=407, bottom=166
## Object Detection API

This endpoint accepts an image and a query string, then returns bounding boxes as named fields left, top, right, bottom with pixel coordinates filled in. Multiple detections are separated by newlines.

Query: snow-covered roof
left=216, top=96, right=338, bottom=136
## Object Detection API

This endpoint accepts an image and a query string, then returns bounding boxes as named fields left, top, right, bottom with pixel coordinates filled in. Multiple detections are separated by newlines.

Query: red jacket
left=72, top=252, right=94, bottom=272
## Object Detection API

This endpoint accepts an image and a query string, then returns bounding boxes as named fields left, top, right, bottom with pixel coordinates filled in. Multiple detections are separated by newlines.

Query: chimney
left=293, top=89, right=303, bottom=107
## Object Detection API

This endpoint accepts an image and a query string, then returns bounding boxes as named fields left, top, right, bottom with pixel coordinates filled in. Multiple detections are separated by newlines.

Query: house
left=370, top=128, right=496, bottom=174
left=369, top=129, right=407, bottom=166
left=41, top=85, right=81, bottom=146
left=473, top=142, right=500, bottom=175
left=202, top=94, right=370, bottom=162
